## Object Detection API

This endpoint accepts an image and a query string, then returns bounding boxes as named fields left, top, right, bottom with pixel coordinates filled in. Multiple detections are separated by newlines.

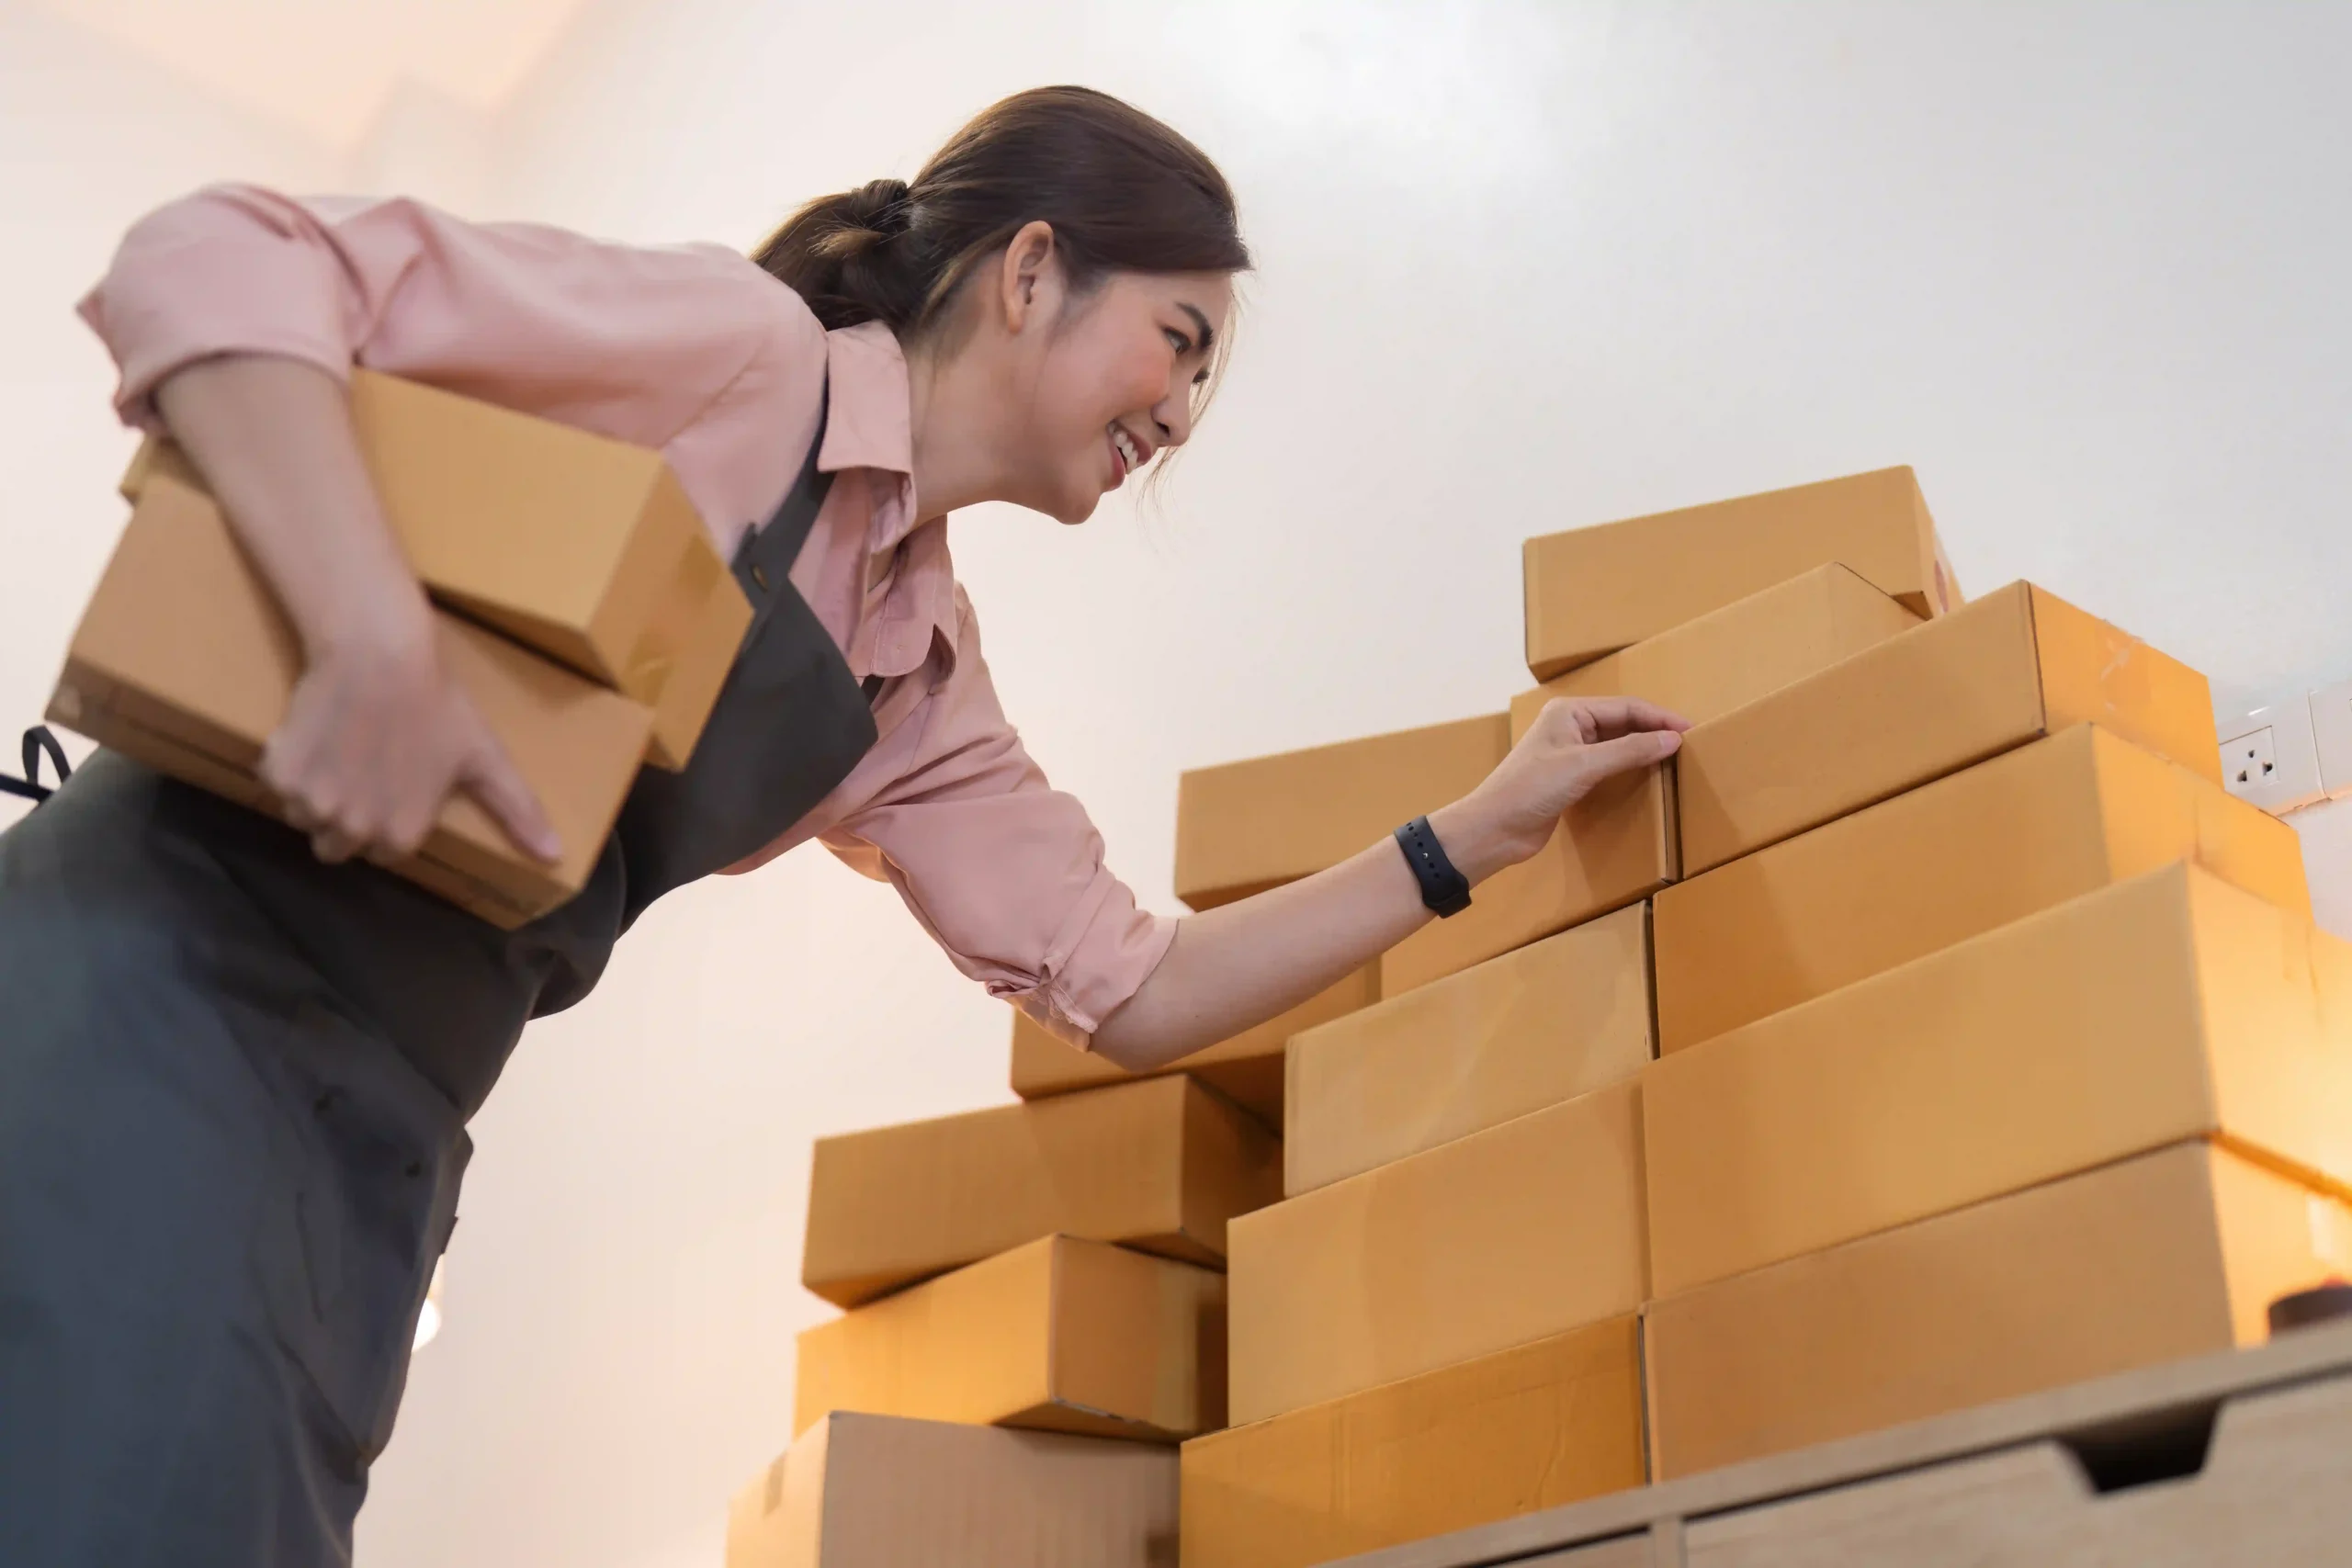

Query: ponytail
left=752, top=86, right=1249, bottom=335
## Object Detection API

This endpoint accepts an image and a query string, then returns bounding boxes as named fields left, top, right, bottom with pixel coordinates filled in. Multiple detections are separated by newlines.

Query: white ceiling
left=30, top=0, right=593, bottom=147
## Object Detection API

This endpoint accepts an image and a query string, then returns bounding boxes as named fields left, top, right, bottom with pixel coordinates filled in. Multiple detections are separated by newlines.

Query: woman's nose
left=1154, top=393, right=1193, bottom=450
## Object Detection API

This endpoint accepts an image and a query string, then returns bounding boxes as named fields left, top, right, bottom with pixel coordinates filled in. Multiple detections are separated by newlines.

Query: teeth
left=1112, top=428, right=1141, bottom=469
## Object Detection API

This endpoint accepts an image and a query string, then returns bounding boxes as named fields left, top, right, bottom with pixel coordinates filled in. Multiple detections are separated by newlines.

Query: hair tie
left=859, top=178, right=914, bottom=238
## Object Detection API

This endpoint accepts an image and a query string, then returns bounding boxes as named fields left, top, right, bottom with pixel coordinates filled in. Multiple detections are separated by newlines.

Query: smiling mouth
left=1108, top=424, right=1148, bottom=486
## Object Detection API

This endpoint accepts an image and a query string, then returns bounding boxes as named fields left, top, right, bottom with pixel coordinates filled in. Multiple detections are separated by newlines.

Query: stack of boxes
left=729, top=1010, right=1292, bottom=1561
left=704, top=459, right=2346, bottom=1562
left=1175, top=467, right=2352, bottom=1567
left=52, top=371, right=748, bottom=925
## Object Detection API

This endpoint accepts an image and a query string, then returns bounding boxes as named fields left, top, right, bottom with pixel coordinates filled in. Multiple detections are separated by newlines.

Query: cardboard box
left=1379, top=767, right=1675, bottom=997
left=802, top=1076, right=1282, bottom=1307
left=1674, top=581, right=2220, bottom=877
left=1510, top=564, right=1922, bottom=742
left=126, top=369, right=750, bottom=769
left=1645, top=863, right=2352, bottom=1299
left=1645, top=1140, right=2352, bottom=1478
left=1009, top=965, right=1378, bottom=1128
left=1179, top=1315, right=1644, bottom=1568
left=1174, top=715, right=1510, bottom=911
left=794, top=1235, right=1225, bottom=1443
left=727, top=1411, right=1178, bottom=1568
left=49, top=473, right=650, bottom=928
left=1521, top=467, right=1956, bottom=681
left=1287, top=904, right=1651, bottom=1196
left=1227, top=1080, right=1646, bottom=1426
left=1654, top=724, right=2312, bottom=1053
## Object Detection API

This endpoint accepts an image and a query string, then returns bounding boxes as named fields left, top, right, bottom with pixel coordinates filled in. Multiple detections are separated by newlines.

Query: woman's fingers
left=459, top=728, right=562, bottom=864
left=1564, top=694, right=1690, bottom=740
left=1530, top=695, right=1690, bottom=750
left=1586, top=726, right=1683, bottom=773
left=311, top=824, right=365, bottom=864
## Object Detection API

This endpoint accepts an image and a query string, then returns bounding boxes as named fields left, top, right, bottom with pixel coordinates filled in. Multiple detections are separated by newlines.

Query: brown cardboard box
left=1654, top=725, right=2311, bottom=1053
left=793, top=1235, right=1225, bottom=1443
left=1179, top=1315, right=1645, bottom=1568
left=1173, top=715, right=1510, bottom=911
left=1510, top=564, right=1922, bottom=742
left=1674, top=581, right=2220, bottom=877
left=1645, top=1140, right=2352, bottom=1478
left=727, top=1412, right=1178, bottom=1568
left=49, top=472, right=650, bottom=929
left=126, top=369, right=750, bottom=769
left=1645, top=863, right=2352, bottom=1299
left=1227, top=1080, right=1645, bottom=1426
left=1008, top=965, right=1379, bottom=1128
left=1379, top=767, right=1675, bottom=997
left=802, top=1076, right=1281, bottom=1307
left=1287, top=904, right=1651, bottom=1196
left=1521, top=467, right=1956, bottom=681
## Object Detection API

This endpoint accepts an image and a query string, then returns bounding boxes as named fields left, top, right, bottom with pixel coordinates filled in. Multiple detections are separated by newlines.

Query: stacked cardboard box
left=1176, top=466, right=2352, bottom=1565
left=122, top=373, right=749, bottom=767
left=726, top=1412, right=1182, bottom=1566
left=786, top=1073, right=1280, bottom=1441
left=52, top=374, right=753, bottom=926
left=739, top=1025, right=1289, bottom=1563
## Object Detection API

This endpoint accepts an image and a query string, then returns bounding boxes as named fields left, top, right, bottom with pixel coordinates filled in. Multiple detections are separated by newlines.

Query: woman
left=0, top=86, right=1683, bottom=1564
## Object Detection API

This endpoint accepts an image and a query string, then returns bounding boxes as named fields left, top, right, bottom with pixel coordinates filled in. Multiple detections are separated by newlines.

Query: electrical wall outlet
left=2229, top=726, right=2278, bottom=787
left=2218, top=700, right=2324, bottom=814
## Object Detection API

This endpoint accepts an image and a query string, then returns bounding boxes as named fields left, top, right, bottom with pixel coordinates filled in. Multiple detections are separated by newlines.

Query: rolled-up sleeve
left=78, top=188, right=358, bottom=427
left=820, top=594, right=1176, bottom=1048
left=74, top=186, right=796, bottom=537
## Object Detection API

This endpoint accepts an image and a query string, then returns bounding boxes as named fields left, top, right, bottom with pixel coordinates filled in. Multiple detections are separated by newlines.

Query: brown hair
left=752, top=86, right=1250, bottom=337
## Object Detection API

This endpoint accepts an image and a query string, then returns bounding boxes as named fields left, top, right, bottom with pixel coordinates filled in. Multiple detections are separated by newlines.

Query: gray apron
left=0, top=396, right=874, bottom=1567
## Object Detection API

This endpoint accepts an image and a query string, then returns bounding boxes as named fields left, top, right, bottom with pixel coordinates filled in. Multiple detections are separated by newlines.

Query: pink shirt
left=77, top=185, right=1175, bottom=1043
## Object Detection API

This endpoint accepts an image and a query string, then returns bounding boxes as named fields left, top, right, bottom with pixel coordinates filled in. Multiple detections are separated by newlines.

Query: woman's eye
left=1165, top=327, right=1193, bottom=355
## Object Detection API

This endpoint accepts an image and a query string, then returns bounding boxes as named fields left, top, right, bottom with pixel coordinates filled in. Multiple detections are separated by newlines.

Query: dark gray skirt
left=0, top=752, right=468, bottom=1568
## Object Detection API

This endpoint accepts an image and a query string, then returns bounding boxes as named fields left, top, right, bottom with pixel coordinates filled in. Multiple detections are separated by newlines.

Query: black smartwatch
left=1394, top=816, right=1472, bottom=918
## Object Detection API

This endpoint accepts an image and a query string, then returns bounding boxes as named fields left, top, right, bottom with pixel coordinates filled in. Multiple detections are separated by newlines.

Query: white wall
left=0, top=0, right=342, bottom=829
left=5, top=3, right=2351, bottom=1565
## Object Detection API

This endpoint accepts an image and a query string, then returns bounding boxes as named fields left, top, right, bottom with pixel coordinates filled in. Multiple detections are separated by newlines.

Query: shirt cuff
left=1017, top=903, right=1180, bottom=1050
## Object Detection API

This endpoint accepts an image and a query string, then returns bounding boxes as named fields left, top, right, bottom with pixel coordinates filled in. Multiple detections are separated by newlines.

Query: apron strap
left=731, top=386, right=838, bottom=646
left=732, top=383, right=884, bottom=707
left=0, top=726, right=71, bottom=805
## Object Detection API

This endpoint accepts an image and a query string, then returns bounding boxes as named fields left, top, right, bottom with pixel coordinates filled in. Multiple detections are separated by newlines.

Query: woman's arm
left=153, top=355, right=557, bottom=864
left=81, top=184, right=805, bottom=864
left=1088, top=696, right=1686, bottom=1070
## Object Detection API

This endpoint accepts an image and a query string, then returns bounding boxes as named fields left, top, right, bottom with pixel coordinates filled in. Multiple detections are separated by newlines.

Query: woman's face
left=982, top=226, right=1234, bottom=524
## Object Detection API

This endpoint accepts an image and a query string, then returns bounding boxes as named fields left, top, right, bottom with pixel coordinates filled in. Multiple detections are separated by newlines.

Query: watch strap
left=1394, top=815, right=1473, bottom=918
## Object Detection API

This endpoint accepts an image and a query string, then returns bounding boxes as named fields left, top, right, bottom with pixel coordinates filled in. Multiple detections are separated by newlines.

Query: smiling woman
left=0, top=81, right=1685, bottom=1568
left=751, top=86, right=1248, bottom=523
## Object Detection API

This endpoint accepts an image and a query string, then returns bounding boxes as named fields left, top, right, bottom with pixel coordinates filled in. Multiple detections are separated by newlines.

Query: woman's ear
left=997, top=220, right=1060, bottom=333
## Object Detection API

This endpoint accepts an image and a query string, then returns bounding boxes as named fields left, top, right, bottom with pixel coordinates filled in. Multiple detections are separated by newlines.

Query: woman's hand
left=153, top=354, right=560, bottom=868
left=1428, top=696, right=1690, bottom=881
left=1091, top=693, right=1688, bottom=1072
left=265, top=614, right=560, bottom=866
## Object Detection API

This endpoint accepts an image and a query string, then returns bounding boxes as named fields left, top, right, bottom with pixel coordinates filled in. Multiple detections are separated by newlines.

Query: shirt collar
left=819, top=320, right=957, bottom=685
left=818, top=321, right=929, bottom=555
